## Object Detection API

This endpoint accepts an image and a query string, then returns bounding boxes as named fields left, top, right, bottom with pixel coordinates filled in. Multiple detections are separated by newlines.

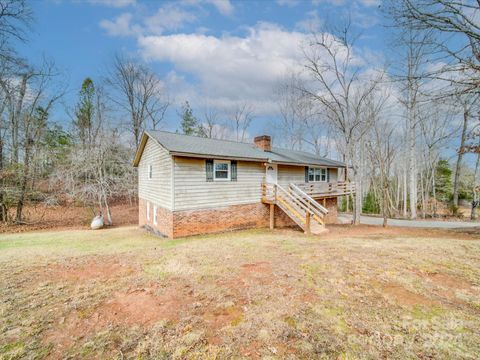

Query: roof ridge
left=147, top=130, right=257, bottom=147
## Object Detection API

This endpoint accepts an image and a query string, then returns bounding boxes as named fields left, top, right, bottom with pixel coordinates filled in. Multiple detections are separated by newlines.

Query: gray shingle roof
left=142, top=130, right=346, bottom=168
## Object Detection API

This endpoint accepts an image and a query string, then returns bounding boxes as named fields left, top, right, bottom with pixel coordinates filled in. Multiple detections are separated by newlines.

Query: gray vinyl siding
left=329, top=168, right=338, bottom=182
left=278, top=165, right=339, bottom=185
left=138, top=138, right=173, bottom=210
left=173, top=157, right=264, bottom=211
left=278, top=165, right=305, bottom=187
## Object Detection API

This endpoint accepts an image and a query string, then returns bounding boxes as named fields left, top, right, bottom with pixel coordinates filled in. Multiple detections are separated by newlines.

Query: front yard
left=0, top=225, right=479, bottom=359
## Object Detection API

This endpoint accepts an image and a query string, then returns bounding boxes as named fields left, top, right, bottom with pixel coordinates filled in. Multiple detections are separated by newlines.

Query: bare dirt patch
left=43, top=258, right=137, bottom=282
left=383, top=283, right=439, bottom=307
left=43, top=283, right=196, bottom=358
left=424, top=272, right=473, bottom=290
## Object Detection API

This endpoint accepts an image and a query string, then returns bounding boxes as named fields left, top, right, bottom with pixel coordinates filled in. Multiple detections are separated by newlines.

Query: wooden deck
left=295, top=181, right=355, bottom=198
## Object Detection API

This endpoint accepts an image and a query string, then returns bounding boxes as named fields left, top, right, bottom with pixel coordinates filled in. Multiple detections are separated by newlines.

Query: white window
left=308, top=167, right=327, bottom=182
left=148, top=164, right=153, bottom=179
left=146, top=201, right=150, bottom=220
left=153, top=205, right=158, bottom=225
left=214, top=160, right=230, bottom=181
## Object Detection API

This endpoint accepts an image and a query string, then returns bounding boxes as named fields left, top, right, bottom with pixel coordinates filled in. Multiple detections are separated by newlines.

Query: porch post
left=305, top=212, right=311, bottom=235
left=269, top=203, right=275, bottom=230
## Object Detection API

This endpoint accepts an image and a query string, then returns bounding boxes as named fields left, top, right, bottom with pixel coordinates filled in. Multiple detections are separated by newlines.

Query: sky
left=18, top=0, right=387, bottom=137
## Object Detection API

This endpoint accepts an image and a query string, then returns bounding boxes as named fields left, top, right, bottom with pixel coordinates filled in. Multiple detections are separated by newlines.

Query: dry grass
left=0, top=225, right=479, bottom=359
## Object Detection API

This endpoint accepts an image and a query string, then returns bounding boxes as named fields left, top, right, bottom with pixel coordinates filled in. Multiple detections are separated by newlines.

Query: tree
left=74, top=78, right=96, bottom=148
left=389, top=0, right=480, bottom=95
left=106, top=54, right=169, bottom=147
left=231, top=103, right=254, bottom=142
left=0, top=0, right=32, bottom=64
left=179, top=101, right=205, bottom=136
left=435, top=159, right=452, bottom=203
left=302, top=21, right=384, bottom=224
left=364, top=90, right=396, bottom=227
left=452, top=97, right=474, bottom=207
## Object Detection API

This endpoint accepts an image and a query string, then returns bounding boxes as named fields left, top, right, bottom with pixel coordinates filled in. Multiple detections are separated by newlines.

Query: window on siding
left=214, top=160, right=230, bottom=181
left=153, top=205, right=158, bottom=225
left=308, top=167, right=327, bottom=182
left=146, top=201, right=150, bottom=220
left=148, top=164, right=153, bottom=179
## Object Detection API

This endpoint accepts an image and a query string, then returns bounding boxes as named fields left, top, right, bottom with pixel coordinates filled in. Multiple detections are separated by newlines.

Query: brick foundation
left=172, top=203, right=298, bottom=238
left=139, top=198, right=173, bottom=238
left=139, top=197, right=338, bottom=238
left=316, top=197, right=338, bottom=224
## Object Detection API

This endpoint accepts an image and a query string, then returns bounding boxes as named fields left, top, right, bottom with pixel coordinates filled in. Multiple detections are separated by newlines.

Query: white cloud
left=138, top=23, right=307, bottom=114
left=144, top=4, right=197, bottom=33
left=88, top=0, right=136, bottom=8
left=205, top=0, right=234, bottom=15
left=295, top=10, right=322, bottom=32
left=276, top=0, right=300, bottom=7
left=100, top=13, right=140, bottom=37
left=358, top=0, right=380, bottom=6
left=312, top=0, right=380, bottom=6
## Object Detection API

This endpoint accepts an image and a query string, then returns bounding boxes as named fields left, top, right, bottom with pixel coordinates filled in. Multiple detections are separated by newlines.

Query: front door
left=266, top=164, right=278, bottom=184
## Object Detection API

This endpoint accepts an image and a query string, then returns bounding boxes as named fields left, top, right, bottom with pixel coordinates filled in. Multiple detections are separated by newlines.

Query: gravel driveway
left=338, top=214, right=480, bottom=229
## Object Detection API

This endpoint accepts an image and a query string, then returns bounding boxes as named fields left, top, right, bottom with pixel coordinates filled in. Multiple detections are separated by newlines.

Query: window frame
left=148, top=164, right=153, bottom=179
left=213, top=160, right=231, bottom=181
left=308, top=167, right=328, bottom=183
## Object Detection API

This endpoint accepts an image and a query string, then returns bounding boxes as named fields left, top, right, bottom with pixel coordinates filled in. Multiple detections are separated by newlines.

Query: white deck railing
left=295, top=181, right=355, bottom=198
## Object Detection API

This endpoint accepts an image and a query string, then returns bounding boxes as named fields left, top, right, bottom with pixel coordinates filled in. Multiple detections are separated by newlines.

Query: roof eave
left=271, top=160, right=347, bottom=168
left=132, top=132, right=149, bottom=167
left=170, top=151, right=268, bottom=162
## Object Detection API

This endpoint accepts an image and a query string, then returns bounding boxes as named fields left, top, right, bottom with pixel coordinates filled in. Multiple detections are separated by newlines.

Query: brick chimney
left=254, top=135, right=271, bottom=151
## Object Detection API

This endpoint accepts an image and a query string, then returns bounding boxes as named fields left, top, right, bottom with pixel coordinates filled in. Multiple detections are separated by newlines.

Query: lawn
left=0, top=225, right=479, bottom=359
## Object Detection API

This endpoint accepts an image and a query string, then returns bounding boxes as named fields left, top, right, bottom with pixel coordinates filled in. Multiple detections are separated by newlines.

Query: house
left=133, top=131, right=355, bottom=238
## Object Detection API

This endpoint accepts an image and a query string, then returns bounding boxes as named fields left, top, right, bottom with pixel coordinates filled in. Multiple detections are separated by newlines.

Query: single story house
left=133, top=131, right=355, bottom=238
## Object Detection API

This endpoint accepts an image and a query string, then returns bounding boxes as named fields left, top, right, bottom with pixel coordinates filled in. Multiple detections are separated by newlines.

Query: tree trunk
left=408, top=120, right=417, bottom=219
left=432, top=168, right=437, bottom=218
left=353, top=171, right=362, bottom=225
left=15, top=140, right=32, bottom=223
left=453, top=108, right=469, bottom=207
left=0, top=136, right=5, bottom=222
left=471, top=149, right=480, bottom=220
left=403, top=163, right=408, bottom=218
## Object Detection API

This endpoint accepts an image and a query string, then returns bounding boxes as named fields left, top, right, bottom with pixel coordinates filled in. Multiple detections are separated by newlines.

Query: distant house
left=133, top=131, right=355, bottom=238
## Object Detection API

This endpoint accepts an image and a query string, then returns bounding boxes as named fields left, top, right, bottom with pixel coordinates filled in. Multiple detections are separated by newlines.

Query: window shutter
left=305, top=166, right=309, bottom=183
left=231, top=160, right=237, bottom=181
left=206, top=159, right=214, bottom=182
left=327, top=168, right=330, bottom=182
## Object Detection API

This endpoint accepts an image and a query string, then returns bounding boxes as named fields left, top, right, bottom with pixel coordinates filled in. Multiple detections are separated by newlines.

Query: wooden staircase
left=262, top=182, right=328, bottom=235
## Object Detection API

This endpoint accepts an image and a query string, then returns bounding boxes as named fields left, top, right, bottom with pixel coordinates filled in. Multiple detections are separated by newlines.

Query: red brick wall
left=139, top=198, right=173, bottom=238
left=172, top=203, right=298, bottom=238
left=139, top=198, right=338, bottom=238
left=317, top=197, right=338, bottom=224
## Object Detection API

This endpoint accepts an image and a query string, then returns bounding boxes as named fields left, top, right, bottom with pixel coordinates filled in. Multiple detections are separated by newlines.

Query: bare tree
left=106, top=54, right=169, bottom=147
left=365, top=91, right=397, bottom=227
left=452, top=96, right=476, bottom=207
left=0, top=0, right=31, bottom=64
left=0, top=59, right=64, bottom=222
left=302, top=22, right=384, bottom=224
left=389, top=0, right=480, bottom=95
left=231, top=103, right=254, bottom=142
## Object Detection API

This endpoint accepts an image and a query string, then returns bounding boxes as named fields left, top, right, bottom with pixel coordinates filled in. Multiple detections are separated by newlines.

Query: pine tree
left=435, top=159, right=453, bottom=203
left=74, top=78, right=95, bottom=147
left=179, top=101, right=206, bottom=137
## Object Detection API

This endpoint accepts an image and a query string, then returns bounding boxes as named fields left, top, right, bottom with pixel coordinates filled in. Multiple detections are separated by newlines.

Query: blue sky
left=19, top=0, right=386, bottom=135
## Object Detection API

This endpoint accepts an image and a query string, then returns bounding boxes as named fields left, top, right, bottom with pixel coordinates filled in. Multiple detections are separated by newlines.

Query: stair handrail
left=275, top=183, right=315, bottom=218
left=290, top=183, right=329, bottom=215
